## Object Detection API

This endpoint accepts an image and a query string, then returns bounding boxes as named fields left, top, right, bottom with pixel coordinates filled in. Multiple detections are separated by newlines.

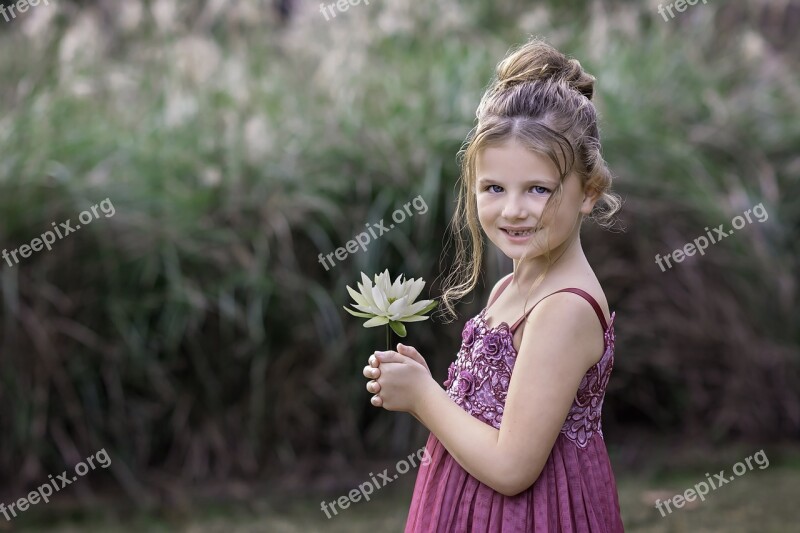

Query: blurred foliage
left=0, top=0, right=798, bottom=510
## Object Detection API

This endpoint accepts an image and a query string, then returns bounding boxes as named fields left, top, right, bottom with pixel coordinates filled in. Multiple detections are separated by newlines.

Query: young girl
left=362, top=37, right=624, bottom=532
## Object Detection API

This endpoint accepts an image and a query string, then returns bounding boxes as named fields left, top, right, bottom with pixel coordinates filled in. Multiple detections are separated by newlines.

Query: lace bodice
left=443, top=306, right=616, bottom=448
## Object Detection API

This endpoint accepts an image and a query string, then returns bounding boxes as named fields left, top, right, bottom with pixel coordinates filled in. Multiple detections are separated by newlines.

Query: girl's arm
left=414, top=293, right=605, bottom=497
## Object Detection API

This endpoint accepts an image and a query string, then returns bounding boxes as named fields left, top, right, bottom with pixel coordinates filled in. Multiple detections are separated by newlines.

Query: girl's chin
left=495, top=242, right=543, bottom=259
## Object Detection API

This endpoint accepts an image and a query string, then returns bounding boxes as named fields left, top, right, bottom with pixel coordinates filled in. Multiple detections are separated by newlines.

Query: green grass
left=16, top=447, right=800, bottom=532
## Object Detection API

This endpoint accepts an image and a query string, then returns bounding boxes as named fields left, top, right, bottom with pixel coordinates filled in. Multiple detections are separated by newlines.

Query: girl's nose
left=502, top=197, right=529, bottom=219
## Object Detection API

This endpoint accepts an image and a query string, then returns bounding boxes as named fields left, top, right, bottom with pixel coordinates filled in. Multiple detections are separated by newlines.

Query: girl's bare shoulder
left=486, top=273, right=514, bottom=305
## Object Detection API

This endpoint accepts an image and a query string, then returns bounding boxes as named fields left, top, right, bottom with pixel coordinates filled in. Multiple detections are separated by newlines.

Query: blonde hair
left=438, top=37, right=621, bottom=322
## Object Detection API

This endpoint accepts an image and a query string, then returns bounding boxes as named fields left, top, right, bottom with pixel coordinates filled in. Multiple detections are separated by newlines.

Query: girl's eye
left=483, top=184, right=550, bottom=194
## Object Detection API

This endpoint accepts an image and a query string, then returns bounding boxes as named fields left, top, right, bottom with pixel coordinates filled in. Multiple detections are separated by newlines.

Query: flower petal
left=380, top=270, right=394, bottom=296
left=387, top=295, right=409, bottom=316
left=416, top=300, right=438, bottom=315
left=374, top=269, right=387, bottom=285
left=390, top=274, right=405, bottom=299
left=405, top=278, right=425, bottom=303
left=403, top=298, right=434, bottom=316
left=357, top=279, right=377, bottom=309
left=360, top=272, right=373, bottom=293
left=343, top=306, right=376, bottom=318
left=358, top=285, right=377, bottom=309
left=398, top=315, right=430, bottom=322
left=354, top=304, right=382, bottom=315
left=371, top=284, right=390, bottom=312
left=347, top=285, right=370, bottom=307
left=364, top=315, right=390, bottom=327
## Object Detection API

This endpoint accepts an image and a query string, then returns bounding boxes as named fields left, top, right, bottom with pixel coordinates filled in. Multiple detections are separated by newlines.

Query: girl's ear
left=580, top=184, right=601, bottom=215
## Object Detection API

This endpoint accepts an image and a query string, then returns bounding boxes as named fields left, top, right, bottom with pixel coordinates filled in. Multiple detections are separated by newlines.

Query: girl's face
left=475, top=138, right=596, bottom=261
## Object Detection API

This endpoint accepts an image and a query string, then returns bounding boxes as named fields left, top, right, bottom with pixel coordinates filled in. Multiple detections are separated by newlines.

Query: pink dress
left=404, top=276, right=624, bottom=532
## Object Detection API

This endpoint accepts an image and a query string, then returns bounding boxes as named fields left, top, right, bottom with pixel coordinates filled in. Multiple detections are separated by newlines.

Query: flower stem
left=386, top=324, right=391, bottom=351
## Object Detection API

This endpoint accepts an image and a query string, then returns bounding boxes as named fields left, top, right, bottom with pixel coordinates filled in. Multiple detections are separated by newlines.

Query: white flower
left=343, top=270, right=437, bottom=337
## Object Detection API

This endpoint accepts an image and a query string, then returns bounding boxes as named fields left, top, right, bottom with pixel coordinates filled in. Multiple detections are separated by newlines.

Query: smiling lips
left=501, top=227, right=536, bottom=237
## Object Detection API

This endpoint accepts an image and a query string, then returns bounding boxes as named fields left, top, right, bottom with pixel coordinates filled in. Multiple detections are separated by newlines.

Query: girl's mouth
left=502, top=228, right=535, bottom=237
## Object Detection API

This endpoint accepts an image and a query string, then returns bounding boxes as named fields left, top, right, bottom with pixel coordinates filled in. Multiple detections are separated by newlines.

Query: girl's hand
left=363, top=343, right=432, bottom=412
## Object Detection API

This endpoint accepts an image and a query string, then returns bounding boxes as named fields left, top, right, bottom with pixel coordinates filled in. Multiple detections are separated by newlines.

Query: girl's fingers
left=363, top=365, right=380, bottom=379
left=371, top=394, right=382, bottom=407
left=375, top=351, right=405, bottom=364
left=366, top=380, right=380, bottom=393
left=397, top=343, right=427, bottom=368
left=369, top=354, right=379, bottom=367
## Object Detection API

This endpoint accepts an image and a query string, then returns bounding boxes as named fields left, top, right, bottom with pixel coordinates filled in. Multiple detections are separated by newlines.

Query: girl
left=363, top=37, right=624, bottom=532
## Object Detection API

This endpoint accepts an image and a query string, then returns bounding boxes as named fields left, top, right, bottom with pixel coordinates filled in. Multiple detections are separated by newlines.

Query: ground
left=10, top=442, right=800, bottom=532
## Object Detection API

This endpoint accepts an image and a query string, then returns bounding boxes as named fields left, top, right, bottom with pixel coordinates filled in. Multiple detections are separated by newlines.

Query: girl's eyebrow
left=477, top=177, right=557, bottom=187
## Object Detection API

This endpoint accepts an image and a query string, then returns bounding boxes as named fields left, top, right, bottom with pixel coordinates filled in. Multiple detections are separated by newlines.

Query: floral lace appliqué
left=444, top=308, right=616, bottom=449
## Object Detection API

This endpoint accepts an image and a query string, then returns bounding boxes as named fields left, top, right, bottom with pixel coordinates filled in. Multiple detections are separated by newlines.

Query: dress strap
left=510, top=287, right=609, bottom=333
left=486, top=274, right=514, bottom=309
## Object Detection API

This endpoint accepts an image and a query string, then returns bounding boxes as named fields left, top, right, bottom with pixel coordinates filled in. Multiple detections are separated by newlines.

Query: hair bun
left=494, top=39, right=595, bottom=100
